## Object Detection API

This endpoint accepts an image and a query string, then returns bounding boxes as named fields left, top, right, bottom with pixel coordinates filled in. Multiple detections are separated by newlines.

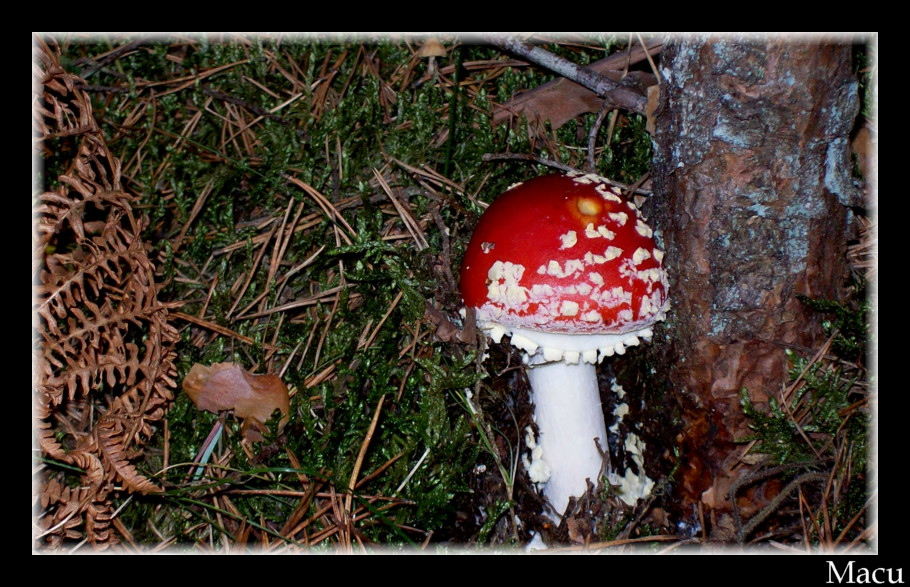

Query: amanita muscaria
left=459, top=172, right=669, bottom=519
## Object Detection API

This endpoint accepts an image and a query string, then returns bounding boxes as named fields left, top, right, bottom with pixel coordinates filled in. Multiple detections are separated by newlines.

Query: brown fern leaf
left=34, top=415, right=67, bottom=462
left=33, top=37, right=97, bottom=142
left=37, top=483, right=104, bottom=547
left=34, top=37, right=178, bottom=550
left=84, top=496, right=117, bottom=548
left=34, top=452, right=106, bottom=547
left=96, top=415, right=163, bottom=494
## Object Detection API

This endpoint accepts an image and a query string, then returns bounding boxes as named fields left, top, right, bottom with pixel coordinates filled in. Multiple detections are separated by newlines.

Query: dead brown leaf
left=183, top=362, right=290, bottom=442
left=491, top=41, right=661, bottom=130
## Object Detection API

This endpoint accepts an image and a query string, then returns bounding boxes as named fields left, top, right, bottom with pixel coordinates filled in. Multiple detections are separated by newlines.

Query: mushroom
left=459, top=172, right=669, bottom=519
left=417, top=37, right=446, bottom=77
left=417, top=37, right=447, bottom=59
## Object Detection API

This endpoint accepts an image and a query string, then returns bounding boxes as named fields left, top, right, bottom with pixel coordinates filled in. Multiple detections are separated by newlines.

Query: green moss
left=796, top=278, right=870, bottom=361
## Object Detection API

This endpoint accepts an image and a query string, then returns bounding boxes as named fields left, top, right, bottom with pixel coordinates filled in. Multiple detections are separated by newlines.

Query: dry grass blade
left=140, top=58, right=250, bottom=97
left=358, top=290, right=404, bottom=351
left=345, top=395, right=386, bottom=519
left=390, top=157, right=467, bottom=197
left=170, top=311, right=280, bottom=352
left=237, top=285, right=349, bottom=320
left=226, top=218, right=282, bottom=319
left=172, top=177, right=216, bottom=252
left=285, top=175, right=357, bottom=243
left=373, top=168, right=428, bottom=250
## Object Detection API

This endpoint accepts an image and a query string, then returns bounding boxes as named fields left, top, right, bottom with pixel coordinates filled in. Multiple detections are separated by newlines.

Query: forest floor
left=33, top=33, right=876, bottom=554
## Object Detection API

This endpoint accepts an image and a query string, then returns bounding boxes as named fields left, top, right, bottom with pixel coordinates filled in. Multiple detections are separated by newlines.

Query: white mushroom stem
left=482, top=323, right=655, bottom=521
left=527, top=359, right=608, bottom=519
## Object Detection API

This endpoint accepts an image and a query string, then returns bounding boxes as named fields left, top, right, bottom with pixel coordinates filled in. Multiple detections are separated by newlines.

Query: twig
left=430, top=206, right=456, bottom=288
left=137, top=59, right=251, bottom=96
left=546, top=534, right=680, bottom=553
left=269, top=199, right=299, bottom=288
left=777, top=334, right=838, bottom=461
left=585, top=101, right=615, bottom=172
left=730, top=460, right=832, bottom=542
left=76, top=39, right=147, bottom=79
left=491, top=39, right=661, bottom=129
left=781, top=332, right=836, bottom=408
left=485, top=36, right=648, bottom=113
left=481, top=152, right=575, bottom=174
left=742, top=472, right=829, bottom=542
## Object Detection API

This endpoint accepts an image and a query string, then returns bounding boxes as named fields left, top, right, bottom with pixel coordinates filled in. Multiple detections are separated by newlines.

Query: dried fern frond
left=33, top=37, right=178, bottom=550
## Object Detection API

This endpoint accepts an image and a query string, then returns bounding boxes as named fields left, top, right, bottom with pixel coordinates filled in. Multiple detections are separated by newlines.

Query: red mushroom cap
left=460, top=172, right=668, bottom=337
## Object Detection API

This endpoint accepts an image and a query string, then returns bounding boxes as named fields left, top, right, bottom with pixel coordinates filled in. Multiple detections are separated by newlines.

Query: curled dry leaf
left=183, top=362, right=290, bottom=442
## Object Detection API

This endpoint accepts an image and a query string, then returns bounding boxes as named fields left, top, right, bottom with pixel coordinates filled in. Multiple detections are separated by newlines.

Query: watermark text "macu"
left=829, top=561, right=903, bottom=584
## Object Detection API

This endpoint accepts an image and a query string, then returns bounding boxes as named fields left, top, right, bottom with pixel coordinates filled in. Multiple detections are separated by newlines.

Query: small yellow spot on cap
left=577, top=197, right=601, bottom=217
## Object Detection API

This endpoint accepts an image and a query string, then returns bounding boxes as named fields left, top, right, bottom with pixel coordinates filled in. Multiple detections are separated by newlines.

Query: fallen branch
left=491, top=38, right=661, bottom=129
left=486, top=36, right=650, bottom=114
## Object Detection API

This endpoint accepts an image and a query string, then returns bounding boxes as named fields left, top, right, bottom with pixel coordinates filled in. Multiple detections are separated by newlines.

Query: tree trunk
left=641, top=37, right=861, bottom=533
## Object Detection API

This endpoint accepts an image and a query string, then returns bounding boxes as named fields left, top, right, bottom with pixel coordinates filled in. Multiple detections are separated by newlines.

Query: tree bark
left=641, top=37, right=861, bottom=532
